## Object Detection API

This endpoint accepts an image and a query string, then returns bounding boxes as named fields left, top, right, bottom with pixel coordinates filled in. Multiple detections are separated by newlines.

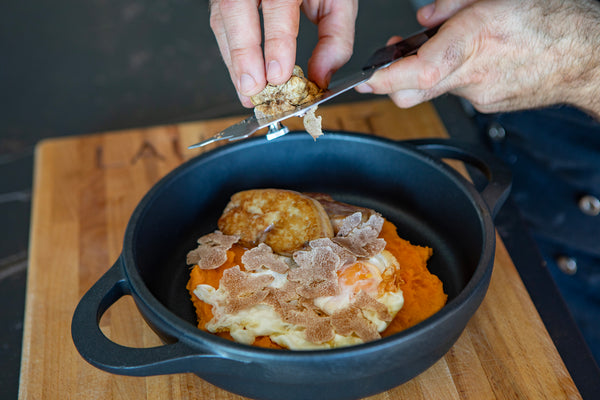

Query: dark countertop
left=1, top=1, right=598, bottom=399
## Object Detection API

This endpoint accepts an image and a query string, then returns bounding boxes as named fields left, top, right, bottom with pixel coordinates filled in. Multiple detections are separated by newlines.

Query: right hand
left=209, top=0, right=358, bottom=107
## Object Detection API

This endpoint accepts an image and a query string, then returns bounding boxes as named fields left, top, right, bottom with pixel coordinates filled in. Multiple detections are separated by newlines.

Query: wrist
left=555, top=1, right=600, bottom=119
left=563, top=56, right=600, bottom=120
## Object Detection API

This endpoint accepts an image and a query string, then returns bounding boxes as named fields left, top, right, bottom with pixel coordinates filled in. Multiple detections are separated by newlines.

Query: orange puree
left=186, top=244, right=285, bottom=349
left=379, top=220, right=447, bottom=336
left=186, top=220, right=447, bottom=348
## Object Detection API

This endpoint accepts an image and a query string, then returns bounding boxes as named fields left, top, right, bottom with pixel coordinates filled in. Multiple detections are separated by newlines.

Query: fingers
left=355, top=21, right=472, bottom=108
left=210, top=0, right=265, bottom=106
left=355, top=56, right=449, bottom=107
left=417, top=0, right=478, bottom=27
left=262, top=0, right=302, bottom=85
left=211, top=0, right=358, bottom=106
left=304, top=0, right=358, bottom=88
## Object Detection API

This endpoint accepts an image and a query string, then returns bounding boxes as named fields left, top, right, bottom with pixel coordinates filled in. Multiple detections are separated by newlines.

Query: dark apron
left=475, top=105, right=600, bottom=361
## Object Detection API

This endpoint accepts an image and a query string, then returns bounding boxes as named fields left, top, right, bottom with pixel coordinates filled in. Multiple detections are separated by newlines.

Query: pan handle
left=406, top=138, right=512, bottom=218
left=71, top=258, right=240, bottom=376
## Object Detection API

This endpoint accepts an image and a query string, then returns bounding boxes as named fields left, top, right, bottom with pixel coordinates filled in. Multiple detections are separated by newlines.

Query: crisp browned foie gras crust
left=217, top=189, right=334, bottom=255
left=251, top=66, right=325, bottom=139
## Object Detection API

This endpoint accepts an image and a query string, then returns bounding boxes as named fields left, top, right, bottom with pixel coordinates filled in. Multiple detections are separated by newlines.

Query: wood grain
left=20, top=99, right=581, bottom=399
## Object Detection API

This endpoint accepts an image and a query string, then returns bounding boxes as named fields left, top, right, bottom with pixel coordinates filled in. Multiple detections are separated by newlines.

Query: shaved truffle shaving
left=302, top=106, right=323, bottom=140
left=309, top=238, right=357, bottom=266
left=332, top=213, right=386, bottom=258
left=219, top=266, right=273, bottom=314
left=241, top=243, right=290, bottom=274
left=282, top=301, right=335, bottom=344
left=186, top=231, right=240, bottom=269
left=331, top=307, right=380, bottom=342
left=290, top=246, right=342, bottom=299
left=354, top=291, right=392, bottom=322
left=337, top=212, right=363, bottom=236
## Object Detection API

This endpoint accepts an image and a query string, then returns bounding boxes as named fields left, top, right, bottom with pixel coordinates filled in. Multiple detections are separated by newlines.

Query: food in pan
left=186, top=189, right=447, bottom=350
left=251, top=66, right=325, bottom=139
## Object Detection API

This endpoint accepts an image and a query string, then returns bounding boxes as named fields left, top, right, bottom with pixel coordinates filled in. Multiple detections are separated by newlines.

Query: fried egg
left=193, top=249, right=403, bottom=350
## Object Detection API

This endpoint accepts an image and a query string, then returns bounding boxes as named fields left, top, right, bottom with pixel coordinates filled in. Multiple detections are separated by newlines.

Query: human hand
left=356, top=0, right=600, bottom=118
left=210, top=0, right=358, bottom=107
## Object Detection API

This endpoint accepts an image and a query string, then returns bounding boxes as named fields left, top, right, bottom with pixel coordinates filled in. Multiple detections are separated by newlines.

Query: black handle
left=406, top=138, right=512, bottom=218
left=71, top=258, right=239, bottom=376
left=363, top=26, right=440, bottom=71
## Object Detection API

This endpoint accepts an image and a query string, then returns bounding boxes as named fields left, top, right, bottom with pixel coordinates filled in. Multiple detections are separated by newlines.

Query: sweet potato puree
left=186, top=220, right=447, bottom=349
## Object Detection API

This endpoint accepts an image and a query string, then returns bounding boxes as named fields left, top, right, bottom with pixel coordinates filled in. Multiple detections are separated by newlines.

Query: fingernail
left=355, top=83, right=373, bottom=93
left=239, top=73, right=257, bottom=95
left=267, top=60, right=282, bottom=82
left=237, top=92, right=253, bottom=107
left=419, top=3, right=435, bottom=20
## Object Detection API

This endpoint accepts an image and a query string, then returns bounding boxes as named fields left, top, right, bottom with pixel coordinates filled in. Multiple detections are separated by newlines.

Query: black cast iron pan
left=72, top=131, right=511, bottom=400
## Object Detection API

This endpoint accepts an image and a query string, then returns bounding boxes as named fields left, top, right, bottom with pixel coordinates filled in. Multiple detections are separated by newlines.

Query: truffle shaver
left=188, top=25, right=440, bottom=149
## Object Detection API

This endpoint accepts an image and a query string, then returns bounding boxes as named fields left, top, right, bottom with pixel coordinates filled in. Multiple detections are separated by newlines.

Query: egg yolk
left=337, top=261, right=382, bottom=295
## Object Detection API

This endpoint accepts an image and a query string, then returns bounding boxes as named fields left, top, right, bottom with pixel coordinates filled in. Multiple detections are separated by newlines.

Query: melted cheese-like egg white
left=193, top=249, right=404, bottom=350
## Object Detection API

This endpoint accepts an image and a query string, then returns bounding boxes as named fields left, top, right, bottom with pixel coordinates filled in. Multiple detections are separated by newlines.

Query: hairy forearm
left=551, top=0, right=600, bottom=119
left=357, top=0, right=600, bottom=118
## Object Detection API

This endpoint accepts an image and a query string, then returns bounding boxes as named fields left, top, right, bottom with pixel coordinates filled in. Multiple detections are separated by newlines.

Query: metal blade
left=187, top=69, right=374, bottom=149
left=188, top=26, right=439, bottom=149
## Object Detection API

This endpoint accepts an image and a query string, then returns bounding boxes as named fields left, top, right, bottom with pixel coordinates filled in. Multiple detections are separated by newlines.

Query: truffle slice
left=241, top=243, right=290, bottom=274
left=186, top=231, right=240, bottom=269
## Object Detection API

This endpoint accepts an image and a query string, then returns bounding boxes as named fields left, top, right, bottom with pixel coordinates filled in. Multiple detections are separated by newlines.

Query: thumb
left=417, top=0, right=478, bottom=27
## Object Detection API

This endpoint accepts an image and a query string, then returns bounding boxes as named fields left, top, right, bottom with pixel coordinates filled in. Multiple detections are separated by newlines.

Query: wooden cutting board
left=20, top=99, right=581, bottom=399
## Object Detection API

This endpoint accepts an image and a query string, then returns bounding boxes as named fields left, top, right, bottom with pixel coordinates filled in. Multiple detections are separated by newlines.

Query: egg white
left=192, top=249, right=404, bottom=350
